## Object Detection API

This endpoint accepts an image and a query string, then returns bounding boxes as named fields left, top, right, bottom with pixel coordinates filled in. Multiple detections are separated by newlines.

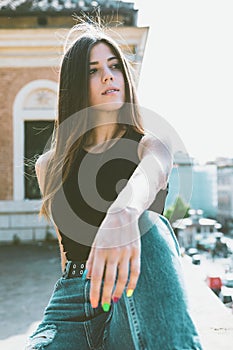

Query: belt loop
left=62, top=260, right=72, bottom=279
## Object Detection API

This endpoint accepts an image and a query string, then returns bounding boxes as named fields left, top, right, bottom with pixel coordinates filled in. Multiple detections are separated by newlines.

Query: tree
left=164, top=196, right=190, bottom=223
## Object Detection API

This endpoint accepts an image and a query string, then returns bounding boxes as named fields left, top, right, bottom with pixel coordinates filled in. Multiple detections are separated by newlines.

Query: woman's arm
left=35, top=151, right=67, bottom=271
left=86, top=134, right=173, bottom=309
left=108, top=133, right=173, bottom=217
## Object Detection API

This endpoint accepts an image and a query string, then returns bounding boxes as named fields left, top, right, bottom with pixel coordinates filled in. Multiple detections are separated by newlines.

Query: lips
left=101, top=87, right=119, bottom=95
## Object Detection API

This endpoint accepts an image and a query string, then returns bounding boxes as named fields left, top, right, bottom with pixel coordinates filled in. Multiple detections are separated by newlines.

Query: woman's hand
left=85, top=208, right=141, bottom=310
left=85, top=134, right=172, bottom=310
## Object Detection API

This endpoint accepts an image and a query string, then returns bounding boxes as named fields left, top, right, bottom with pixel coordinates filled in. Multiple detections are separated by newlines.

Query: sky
left=126, top=0, right=233, bottom=164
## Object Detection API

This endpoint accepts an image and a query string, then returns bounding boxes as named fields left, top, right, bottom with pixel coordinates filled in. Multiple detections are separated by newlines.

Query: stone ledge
left=0, top=227, right=56, bottom=242
left=0, top=200, right=41, bottom=213
left=0, top=200, right=53, bottom=242
left=181, top=256, right=233, bottom=350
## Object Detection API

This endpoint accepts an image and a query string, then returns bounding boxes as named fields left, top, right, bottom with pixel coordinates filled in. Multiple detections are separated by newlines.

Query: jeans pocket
left=53, top=277, right=63, bottom=293
left=85, top=300, right=115, bottom=350
left=84, top=279, right=114, bottom=322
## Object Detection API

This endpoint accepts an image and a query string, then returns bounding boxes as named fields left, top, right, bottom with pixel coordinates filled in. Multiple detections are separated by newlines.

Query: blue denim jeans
left=26, top=212, right=203, bottom=350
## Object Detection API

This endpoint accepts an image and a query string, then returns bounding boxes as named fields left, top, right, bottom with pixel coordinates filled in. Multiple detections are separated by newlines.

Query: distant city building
left=166, top=155, right=233, bottom=237
left=191, top=163, right=218, bottom=217
left=165, top=151, right=194, bottom=210
left=172, top=209, right=221, bottom=249
left=0, top=0, right=149, bottom=242
left=216, top=157, right=233, bottom=231
left=165, top=154, right=217, bottom=218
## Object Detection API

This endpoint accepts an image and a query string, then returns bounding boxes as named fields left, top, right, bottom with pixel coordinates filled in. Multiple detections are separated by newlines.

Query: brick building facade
left=0, top=66, right=57, bottom=200
left=0, top=1, right=148, bottom=242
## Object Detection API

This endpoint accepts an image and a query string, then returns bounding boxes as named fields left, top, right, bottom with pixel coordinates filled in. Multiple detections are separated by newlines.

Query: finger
left=126, top=253, right=141, bottom=297
left=86, top=247, right=95, bottom=278
left=112, top=257, right=129, bottom=303
left=101, top=259, right=118, bottom=311
left=90, top=252, right=106, bottom=308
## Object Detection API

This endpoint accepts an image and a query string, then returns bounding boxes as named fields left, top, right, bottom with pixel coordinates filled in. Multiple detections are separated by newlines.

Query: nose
left=102, top=66, right=113, bottom=83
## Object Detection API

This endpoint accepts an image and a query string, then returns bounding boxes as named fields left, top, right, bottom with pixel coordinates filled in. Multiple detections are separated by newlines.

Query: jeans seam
left=83, top=280, right=114, bottom=350
left=126, top=295, right=146, bottom=350
left=84, top=280, right=95, bottom=350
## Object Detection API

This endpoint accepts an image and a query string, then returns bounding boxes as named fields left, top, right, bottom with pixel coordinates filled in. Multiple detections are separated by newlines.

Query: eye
left=111, top=63, right=122, bottom=70
left=89, top=68, right=97, bottom=75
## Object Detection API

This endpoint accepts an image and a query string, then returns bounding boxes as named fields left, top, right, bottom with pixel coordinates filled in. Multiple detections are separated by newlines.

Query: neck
left=89, top=109, right=119, bottom=126
left=87, top=123, right=123, bottom=146
left=87, top=109, right=122, bottom=144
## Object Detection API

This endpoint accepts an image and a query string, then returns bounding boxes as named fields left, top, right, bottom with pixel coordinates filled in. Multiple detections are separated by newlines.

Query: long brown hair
left=40, top=23, right=144, bottom=219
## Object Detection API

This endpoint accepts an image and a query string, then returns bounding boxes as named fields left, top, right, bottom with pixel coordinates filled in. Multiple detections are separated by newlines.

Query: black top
left=52, top=128, right=168, bottom=261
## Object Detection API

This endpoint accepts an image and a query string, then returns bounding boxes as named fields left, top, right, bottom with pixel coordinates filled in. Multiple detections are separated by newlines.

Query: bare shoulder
left=35, top=150, right=54, bottom=192
left=35, top=150, right=54, bottom=172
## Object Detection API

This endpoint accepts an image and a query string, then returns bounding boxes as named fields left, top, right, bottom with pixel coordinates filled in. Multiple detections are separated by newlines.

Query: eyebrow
left=89, top=56, right=118, bottom=65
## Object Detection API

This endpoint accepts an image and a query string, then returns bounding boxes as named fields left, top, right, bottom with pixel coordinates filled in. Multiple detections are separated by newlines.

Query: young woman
left=26, top=23, right=203, bottom=350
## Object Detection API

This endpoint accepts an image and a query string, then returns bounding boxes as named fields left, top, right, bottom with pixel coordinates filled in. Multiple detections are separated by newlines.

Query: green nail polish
left=102, top=303, right=110, bottom=312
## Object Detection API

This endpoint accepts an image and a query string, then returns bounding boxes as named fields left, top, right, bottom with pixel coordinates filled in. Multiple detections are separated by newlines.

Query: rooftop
left=0, top=0, right=135, bottom=14
left=0, top=0, right=138, bottom=28
left=172, top=217, right=219, bottom=229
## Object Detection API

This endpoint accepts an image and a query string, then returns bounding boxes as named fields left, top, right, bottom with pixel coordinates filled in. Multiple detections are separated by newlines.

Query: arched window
left=13, top=80, right=57, bottom=200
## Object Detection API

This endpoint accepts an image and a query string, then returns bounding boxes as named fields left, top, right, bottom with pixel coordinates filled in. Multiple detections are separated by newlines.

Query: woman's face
left=88, top=42, right=125, bottom=112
